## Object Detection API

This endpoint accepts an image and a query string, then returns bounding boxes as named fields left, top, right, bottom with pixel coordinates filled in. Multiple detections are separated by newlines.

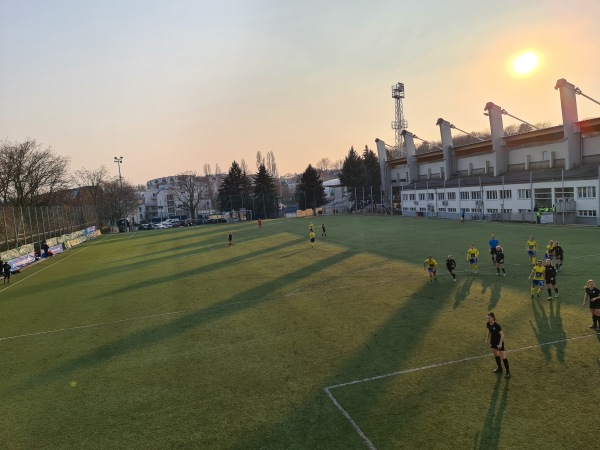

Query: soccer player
left=467, top=243, right=479, bottom=273
left=545, top=240, right=555, bottom=261
left=309, top=222, right=314, bottom=232
left=257, top=218, right=262, bottom=229
left=227, top=232, right=233, bottom=246
left=424, top=256, right=438, bottom=284
left=489, top=234, right=499, bottom=263
left=526, top=236, right=537, bottom=265
left=495, top=246, right=506, bottom=276
left=321, top=223, right=326, bottom=238
left=2, top=261, right=10, bottom=284
left=553, top=241, right=564, bottom=271
left=445, top=255, right=457, bottom=282
left=544, top=259, right=558, bottom=300
left=486, top=312, right=511, bottom=379
left=309, top=230, right=316, bottom=248
left=528, top=260, right=546, bottom=298
left=583, top=279, right=600, bottom=329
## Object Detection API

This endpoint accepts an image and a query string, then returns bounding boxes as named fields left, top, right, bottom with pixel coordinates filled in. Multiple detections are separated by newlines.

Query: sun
left=512, top=51, right=539, bottom=75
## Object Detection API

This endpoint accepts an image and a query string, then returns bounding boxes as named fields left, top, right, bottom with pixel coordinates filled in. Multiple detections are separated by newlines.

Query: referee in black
left=486, top=312, right=511, bottom=379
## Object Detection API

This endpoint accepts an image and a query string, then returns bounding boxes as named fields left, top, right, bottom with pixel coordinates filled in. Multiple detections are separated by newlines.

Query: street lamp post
left=114, top=156, right=124, bottom=222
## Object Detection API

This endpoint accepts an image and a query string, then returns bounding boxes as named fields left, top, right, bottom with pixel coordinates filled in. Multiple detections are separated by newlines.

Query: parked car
left=152, top=223, right=167, bottom=229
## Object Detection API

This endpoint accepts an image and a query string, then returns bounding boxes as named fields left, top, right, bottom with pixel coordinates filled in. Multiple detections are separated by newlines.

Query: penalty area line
left=323, top=331, right=597, bottom=450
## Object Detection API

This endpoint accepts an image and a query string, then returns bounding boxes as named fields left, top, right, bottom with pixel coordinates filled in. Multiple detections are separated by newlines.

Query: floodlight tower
left=391, top=82, right=408, bottom=158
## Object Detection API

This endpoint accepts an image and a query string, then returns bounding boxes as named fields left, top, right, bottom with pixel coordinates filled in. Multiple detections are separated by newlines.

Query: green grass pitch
left=0, top=216, right=598, bottom=449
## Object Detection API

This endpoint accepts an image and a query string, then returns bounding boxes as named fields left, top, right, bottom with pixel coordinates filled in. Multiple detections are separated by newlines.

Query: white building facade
left=375, top=78, right=600, bottom=225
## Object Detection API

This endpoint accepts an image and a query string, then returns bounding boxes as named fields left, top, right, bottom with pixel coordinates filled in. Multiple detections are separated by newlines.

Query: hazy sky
left=2, top=0, right=599, bottom=185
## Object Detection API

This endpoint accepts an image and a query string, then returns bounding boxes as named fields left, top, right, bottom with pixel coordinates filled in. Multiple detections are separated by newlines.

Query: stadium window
left=438, top=207, right=446, bottom=212
left=437, top=192, right=445, bottom=200
left=487, top=208, right=499, bottom=213
left=470, top=191, right=481, bottom=200
left=419, top=193, right=426, bottom=200
left=460, top=192, right=469, bottom=200
left=555, top=187, right=574, bottom=201
left=517, top=189, right=531, bottom=199
left=448, top=208, right=457, bottom=212
left=577, top=210, right=597, bottom=217
left=447, top=192, right=456, bottom=200
left=402, top=194, right=409, bottom=201
left=486, top=190, right=498, bottom=200
left=500, top=190, right=511, bottom=199
left=502, top=209, right=512, bottom=214
left=428, top=193, right=434, bottom=200
left=409, top=193, right=415, bottom=200
left=577, top=186, right=596, bottom=199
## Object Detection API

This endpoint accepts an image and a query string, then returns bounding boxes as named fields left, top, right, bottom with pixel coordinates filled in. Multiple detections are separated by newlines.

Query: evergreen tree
left=297, top=164, right=326, bottom=213
left=218, top=161, right=253, bottom=211
left=362, top=145, right=382, bottom=202
left=338, top=146, right=367, bottom=206
left=253, top=164, right=278, bottom=219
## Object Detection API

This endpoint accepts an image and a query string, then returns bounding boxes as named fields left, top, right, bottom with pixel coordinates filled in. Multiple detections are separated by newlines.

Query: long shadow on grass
left=480, top=277, right=502, bottom=310
left=235, top=278, right=475, bottom=449
left=1, top=250, right=356, bottom=400
left=454, top=276, right=475, bottom=309
left=88, top=237, right=307, bottom=300
left=46, top=232, right=294, bottom=288
left=530, top=299, right=566, bottom=363
left=475, top=377, right=509, bottom=450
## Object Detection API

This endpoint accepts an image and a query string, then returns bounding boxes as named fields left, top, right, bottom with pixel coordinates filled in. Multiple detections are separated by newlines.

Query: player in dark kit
left=544, top=259, right=558, bottom=300
left=494, top=246, right=506, bottom=276
left=2, top=261, right=11, bottom=284
left=583, top=279, right=600, bottom=329
left=446, top=255, right=457, bottom=282
left=321, top=224, right=326, bottom=238
left=486, top=312, right=511, bottom=378
left=553, top=241, right=564, bottom=271
left=227, top=232, right=233, bottom=246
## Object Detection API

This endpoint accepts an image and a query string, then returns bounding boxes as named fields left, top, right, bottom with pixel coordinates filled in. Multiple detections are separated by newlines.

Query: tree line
left=1, top=137, right=384, bottom=224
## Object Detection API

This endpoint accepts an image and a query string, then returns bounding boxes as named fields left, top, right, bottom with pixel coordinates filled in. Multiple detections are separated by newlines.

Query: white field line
left=324, top=331, right=598, bottom=450
left=0, top=237, right=108, bottom=292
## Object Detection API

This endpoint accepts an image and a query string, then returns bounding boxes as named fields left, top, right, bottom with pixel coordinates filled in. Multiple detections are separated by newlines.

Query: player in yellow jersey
left=545, top=240, right=555, bottom=261
left=528, top=260, right=546, bottom=298
left=309, top=222, right=314, bottom=232
left=467, top=243, right=480, bottom=273
left=423, top=256, right=438, bottom=283
left=309, top=230, right=316, bottom=248
left=526, top=236, right=537, bottom=265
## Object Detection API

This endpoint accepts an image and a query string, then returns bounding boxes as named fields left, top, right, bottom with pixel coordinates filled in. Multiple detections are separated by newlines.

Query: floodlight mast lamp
left=114, top=156, right=124, bottom=218
left=391, top=82, right=408, bottom=158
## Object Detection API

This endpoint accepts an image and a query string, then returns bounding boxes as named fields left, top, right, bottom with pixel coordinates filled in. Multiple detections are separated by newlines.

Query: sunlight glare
left=512, top=51, right=539, bottom=75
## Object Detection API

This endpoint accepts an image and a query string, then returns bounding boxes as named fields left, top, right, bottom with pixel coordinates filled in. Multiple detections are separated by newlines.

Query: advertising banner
left=8, top=252, right=36, bottom=271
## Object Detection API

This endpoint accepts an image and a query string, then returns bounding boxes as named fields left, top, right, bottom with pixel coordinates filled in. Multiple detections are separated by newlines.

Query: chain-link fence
left=0, top=205, right=97, bottom=254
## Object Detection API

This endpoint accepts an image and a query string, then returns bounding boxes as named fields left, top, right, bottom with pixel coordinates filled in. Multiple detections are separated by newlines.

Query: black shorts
left=490, top=342, right=505, bottom=351
left=590, top=300, right=600, bottom=309
left=495, top=258, right=504, bottom=264
left=545, top=278, right=555, bottom=285
left=490, top=248, right=497, bottom=255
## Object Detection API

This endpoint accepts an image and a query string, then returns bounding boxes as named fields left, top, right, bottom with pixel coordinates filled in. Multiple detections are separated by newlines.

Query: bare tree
left=171, top=171, right=206, bottom=220
left=96, top=178, right=139, bottom=226
left=266, top=151, right=278, bottom=177
left=0, top=138, right=71, bottom=206
left=256, top=151, right=265, bottom=170
left=240, top=158, right=248, bottom=174
left=331, top=159, right=344, bottom=171
left=72, top=165, right=111, bottom=227
left=316, top=158, right=331, bottom=172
